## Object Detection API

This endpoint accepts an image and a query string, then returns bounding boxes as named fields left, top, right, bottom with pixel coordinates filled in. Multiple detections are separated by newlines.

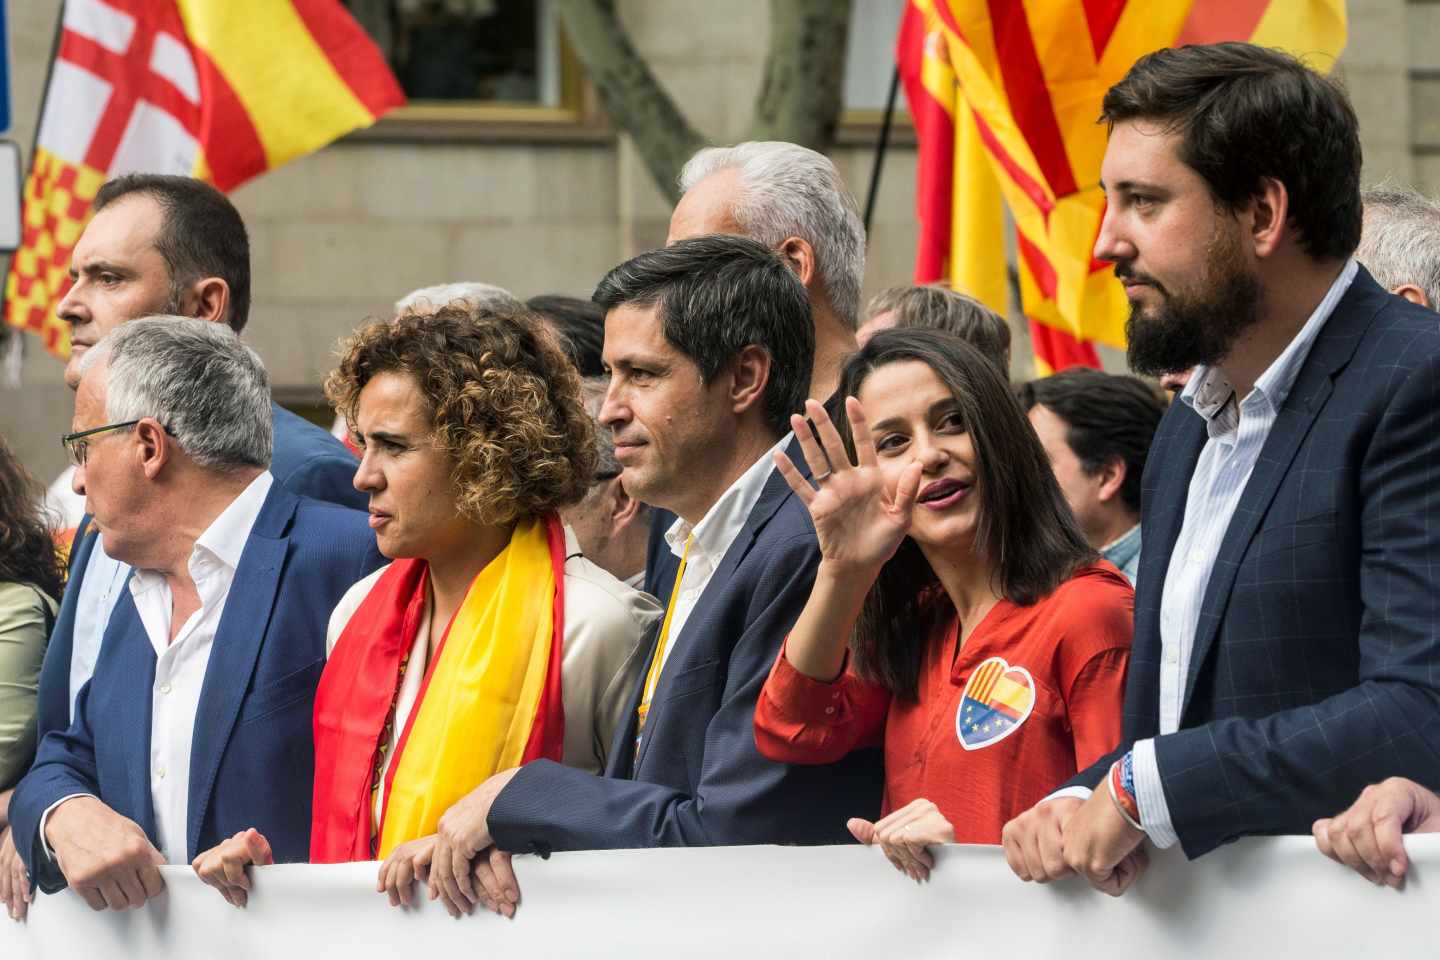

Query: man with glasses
left=0, top=174, right=367, bottom=919
left=7, top=317, right=383, bottom=913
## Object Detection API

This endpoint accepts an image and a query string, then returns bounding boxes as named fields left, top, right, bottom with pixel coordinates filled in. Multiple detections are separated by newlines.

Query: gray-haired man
left=8, top=318, right=383, bottom=914
left=669, top=141, right=866, bottom=403
left=1357, top=186, right=1440, bottom=310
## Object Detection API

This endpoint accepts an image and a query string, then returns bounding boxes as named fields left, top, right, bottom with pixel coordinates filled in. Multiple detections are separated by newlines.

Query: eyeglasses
left=60, top=420, right=143, bottom=467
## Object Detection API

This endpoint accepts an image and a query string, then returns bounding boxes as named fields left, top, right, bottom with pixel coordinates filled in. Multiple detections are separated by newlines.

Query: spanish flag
left=5, top=0, right=405, bottom=357
left=898, top=1, right=1347, bottom=374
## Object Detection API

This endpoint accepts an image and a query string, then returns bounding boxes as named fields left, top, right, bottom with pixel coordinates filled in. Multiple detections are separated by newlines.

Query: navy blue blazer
left=33, top=402, right=363, bottom=748
left=11, top=484, right=384, bottom=891
left=489, top=437, right=884, bottom=853
left=1069, top=268, right=1440, bottom=858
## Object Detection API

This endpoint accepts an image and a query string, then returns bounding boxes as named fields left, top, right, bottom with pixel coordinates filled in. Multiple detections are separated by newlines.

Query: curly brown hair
left=0, top=434, right=64, bottom=601
left=325, top=304, right=596, bottom=526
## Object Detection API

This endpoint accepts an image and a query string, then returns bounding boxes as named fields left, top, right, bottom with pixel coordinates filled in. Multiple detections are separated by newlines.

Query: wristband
left=1107, top=758, right=1143, bottom=832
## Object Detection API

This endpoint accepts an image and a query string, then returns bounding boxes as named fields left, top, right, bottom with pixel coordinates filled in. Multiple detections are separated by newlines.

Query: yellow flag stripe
left=174, top=0, right=374, bottom=169
left=951, top=98, right=1009, bottom=312
left=1250, top=0, right=1347, bottom=64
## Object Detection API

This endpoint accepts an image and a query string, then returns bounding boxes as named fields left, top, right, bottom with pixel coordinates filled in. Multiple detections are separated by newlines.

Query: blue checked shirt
left=1131, top=258, right=1358, bottom=847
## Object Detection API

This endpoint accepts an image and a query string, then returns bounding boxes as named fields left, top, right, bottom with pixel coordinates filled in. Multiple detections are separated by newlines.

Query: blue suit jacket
left=490, top=437, right=884, bottom=853
left=1069, top=268, right=1440, bottom=857
left=11, top=484, right=384, bottom=891
left=33, top=403, right=363, bottom=748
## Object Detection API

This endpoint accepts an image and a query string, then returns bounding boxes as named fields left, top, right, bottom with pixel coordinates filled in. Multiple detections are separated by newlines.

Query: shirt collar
left=194, top=471, right=275, bottom=572
left=129, top=471, right=274, bottom=597
left=1180, top=258, right=1357, bottom=422
left=1100, top=523, right=1141, bottom=566
left=665, top=433, right=791, bottom=563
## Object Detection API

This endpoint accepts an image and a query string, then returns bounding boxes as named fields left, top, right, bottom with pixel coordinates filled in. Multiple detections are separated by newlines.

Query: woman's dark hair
left=837, top=328, right=1096, bottom=701
left=0, top=435, right=63, bottom=601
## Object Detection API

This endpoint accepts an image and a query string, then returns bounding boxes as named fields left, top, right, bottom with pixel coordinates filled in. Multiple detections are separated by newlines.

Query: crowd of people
left=0, top=39, right=1437, bottom=924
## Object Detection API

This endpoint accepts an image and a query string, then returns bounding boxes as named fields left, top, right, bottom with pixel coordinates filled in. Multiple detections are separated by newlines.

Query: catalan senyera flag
left=898, top=1, right=1347, bottom=374
left=6, top=0, right=405, bottom=357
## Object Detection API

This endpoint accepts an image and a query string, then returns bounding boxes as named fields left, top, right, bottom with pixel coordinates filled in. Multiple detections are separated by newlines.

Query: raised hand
left=774, top=397, right=923, bottom=576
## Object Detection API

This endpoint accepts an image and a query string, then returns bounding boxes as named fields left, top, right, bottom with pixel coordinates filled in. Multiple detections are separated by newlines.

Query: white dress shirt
left=325, top=526, right=661, bottom=832
left=657, top=435, right=791, bottom=676
left=1131, top=258, right=1358, bottom=848
left=42, top=472, right=274, bottom=866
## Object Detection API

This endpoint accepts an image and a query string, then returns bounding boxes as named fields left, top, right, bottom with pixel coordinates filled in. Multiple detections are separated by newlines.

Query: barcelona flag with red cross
left=5, top=0, right=405, bottom=357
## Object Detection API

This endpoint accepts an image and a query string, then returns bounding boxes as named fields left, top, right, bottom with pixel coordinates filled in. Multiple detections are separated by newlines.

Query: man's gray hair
left=1358, top=185, right=1440, bottom=309
left=79, top=316, right=272, bottom=471
left=395, top=281, right=523, bottom=316
left=679, top=141, right=866, bottom=329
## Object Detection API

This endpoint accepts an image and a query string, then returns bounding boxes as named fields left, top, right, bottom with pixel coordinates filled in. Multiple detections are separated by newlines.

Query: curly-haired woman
left=190, top=305, right=659, bottom=911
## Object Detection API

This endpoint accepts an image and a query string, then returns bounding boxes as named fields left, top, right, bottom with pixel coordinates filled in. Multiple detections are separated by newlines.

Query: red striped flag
left=898, top=0, right=1347, bottom=374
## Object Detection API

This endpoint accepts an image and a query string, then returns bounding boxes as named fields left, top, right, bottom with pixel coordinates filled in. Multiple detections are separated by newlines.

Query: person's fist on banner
left=1001, top=795, right=1081, bottom=884
left=1059, top=787, right=1148, bottom=896
left=471, top=846, right=520, bottom=918
left=46, top=796, right=165, bottom=911
left=1314, top=777, right=1440, bottom=888
left=430, top=767, right=519, bottom=918
left=847, top=797, right=955, bottom=882
left=191, top=828, right=273, bottom=908
left=377, top=834, right=438, bottom=909
left=0, top=826, right=32, bottom=922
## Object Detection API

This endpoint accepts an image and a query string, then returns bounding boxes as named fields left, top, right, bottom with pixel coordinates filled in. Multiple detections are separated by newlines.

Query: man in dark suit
left=9, top=317, right=383, bottom=912
left=416, top=236, right=882, bottom=917
left=1001, top=43, right=1440, bottom=895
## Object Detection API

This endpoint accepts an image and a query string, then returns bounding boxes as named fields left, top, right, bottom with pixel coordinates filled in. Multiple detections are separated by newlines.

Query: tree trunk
left=553, top=0, right=706, bottom=204
left=749, top=0, right=852, bottom=149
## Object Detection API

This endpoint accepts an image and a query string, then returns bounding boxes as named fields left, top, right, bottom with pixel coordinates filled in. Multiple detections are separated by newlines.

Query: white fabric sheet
left=3, top=836, right=1434, bottom=958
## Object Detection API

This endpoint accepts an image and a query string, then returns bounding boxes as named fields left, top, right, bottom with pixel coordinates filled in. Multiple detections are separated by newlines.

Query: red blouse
left=753, top=563, right=1133, bottom=845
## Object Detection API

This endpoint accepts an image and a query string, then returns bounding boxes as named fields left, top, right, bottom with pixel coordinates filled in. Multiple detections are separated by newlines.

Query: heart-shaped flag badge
left=956, top=656, right=1036, bottom=750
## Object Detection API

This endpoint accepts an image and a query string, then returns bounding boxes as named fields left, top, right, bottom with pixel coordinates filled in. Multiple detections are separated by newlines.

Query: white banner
left=2, top=836, right=1434, bottom=958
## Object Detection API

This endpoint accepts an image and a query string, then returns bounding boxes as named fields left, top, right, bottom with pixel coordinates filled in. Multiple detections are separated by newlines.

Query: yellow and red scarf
left=310, top=515, right=566, bottom=862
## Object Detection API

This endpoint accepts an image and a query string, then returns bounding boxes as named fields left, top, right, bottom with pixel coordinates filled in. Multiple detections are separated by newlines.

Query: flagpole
left=862, top=64, right=900, bottom=239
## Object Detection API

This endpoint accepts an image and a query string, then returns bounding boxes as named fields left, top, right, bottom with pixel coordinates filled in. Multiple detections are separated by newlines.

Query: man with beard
left=1001, top=42, right=1440, bottom=896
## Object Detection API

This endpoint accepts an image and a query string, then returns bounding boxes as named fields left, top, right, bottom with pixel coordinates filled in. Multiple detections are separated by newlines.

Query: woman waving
left=754, top=328, right=1133, bottom=880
